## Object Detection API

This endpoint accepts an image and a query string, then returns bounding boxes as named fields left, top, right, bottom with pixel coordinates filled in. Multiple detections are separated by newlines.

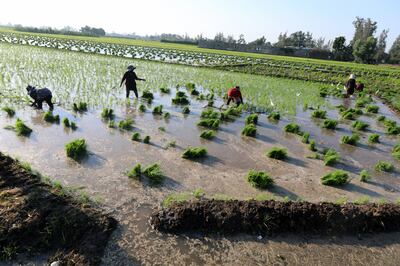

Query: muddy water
left=1, top=93, right=400, bottom=265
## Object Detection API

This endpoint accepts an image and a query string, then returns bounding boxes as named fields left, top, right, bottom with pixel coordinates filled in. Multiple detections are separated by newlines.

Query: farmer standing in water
left=226, top=85, right=243, bottom=107
left=344, top=74, right=356, bottom=97
left=120, top=65, right=146, bottom=98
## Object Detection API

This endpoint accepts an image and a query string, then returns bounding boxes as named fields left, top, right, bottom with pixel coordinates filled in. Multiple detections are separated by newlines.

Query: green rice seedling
left=207, top=100, right=214, bottom=107
left=43, top=111, right=60, bottom=123
left=335, top=104, right=346, bottom=112
left=200, top=130, right=216, bottom=140
left=143, top=135, right=150, bottom=144
left=341, top=134, right=360, bottom=145
left=62, top=117, right=70, bottom=127
left=131, top=132, right=141, bottom=141
left=70, top=122, right=77, bottom=130
left=319, top=87, right=328, bottom=97
left=375, top=161, right=394, bottom=172
left=164, top=140, right=176, bottom=149
left=302, top=132, right=310, bottom=144
left=322, top=119, right=338, bottom=130
left=160, top=87, right=170, bottom=94
left=118, top=118, right=134, bottom=130
left=366, top=105, right=379, bottom=113
left=163, top=112, right=170, bottom=119
left=377, top=115, right=386, bottom=122
left=198, top=94, right=206, bottom=100
left=321, top=170, right=348, bottom=186
left=267, top=147, right=288, bottom=160
left=284, top=123, right=302, bottom=135
left=352, top=120, right=369, bottom=131
left=201, top=109, right=219, bottom=119
left=355, top=97, right=372, bottom=108
left=127, top=163, right=141, bottom=179
left=185, top=82, right=195, bottom=90
left=108, top=120, right=115, bottom=128
left=197, top=118, right=220, bottom=129
left=368, top=134, right=380, bottom=143
left=141, top=90, right=154, bottom=100
left=309, top=140, right=317, bottom=151
left=190, top=88, right=200, bottom=96
left=247, top=170, right=274, bottom=189
left=393, top=144, right=400, bottom=160
left=193, top=188, right=205, bottom=199
left=311, top=109, right=327, bottom=119
left=182, top=147, right=207, bottom=159
left=323, top=149, right=340, bottom=166
left=73, top=102, right=87, bottom=112
left=268, top=111, right=280, bottom=121
left=182, top=106, right=190, bottom=114
left=340, top=108, right=360, bottom=120
left=101, top=108, right=114, bottom=120
left=354, top=196, right=371, bottom=205
left=245, top=113, right=258, bottom=125
left=65, top=138, right=87, bottom=160
left=152, top=105, right=163, bottom=115
left=163, top=193, right=192, bottom=207
left=306, top=153, right=320, bottom=159
left=143, top=163, right=164, bottom=184
left=15, top=119, right=32, bottom=136
left=242, top=124, right=257, bottom=137
left=2, top=106, right=15, bottom=117
left=139, top=104, right=146, bottom=112
left=158, top=127, right=166, bottom=132
left=360, top=169, right=371, bottom=182
left=172, top=91, right=190, bottom=105
left=225, top=106, right=242, bottom=117
left=387, top=125, right=400, bottom=135
left=354, top=108, right=363, bottom=115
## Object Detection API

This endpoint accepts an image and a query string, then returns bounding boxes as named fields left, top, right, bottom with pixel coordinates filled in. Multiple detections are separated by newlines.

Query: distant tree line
left=13, top=25, right=106, bottom=37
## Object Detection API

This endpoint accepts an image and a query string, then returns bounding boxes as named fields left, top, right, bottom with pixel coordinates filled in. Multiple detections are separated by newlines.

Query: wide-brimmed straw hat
left=349, top=74, right=356, bottom=79
left=127, top=65, right=136, bottom=71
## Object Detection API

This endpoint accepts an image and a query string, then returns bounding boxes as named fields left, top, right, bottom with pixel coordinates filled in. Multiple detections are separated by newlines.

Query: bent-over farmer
left=227, top=86, right=243, bottom=107
left=26, top=85, right=54, bottom=110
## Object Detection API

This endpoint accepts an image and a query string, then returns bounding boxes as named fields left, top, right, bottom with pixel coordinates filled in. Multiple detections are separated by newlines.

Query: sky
left=1, top=0, right=399, bottom=47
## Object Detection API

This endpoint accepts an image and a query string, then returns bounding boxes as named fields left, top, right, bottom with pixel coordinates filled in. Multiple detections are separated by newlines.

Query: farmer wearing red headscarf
left=227, top=86, right=243, bottom=106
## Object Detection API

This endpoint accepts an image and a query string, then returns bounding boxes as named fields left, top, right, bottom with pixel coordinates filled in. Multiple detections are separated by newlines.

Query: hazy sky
left=1, top=0, right=399, bottom=47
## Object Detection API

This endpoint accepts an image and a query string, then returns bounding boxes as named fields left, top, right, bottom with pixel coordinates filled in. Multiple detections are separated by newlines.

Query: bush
left=160, top=87, right=170, bottom=94
left=197, top=118, right=220, bottom=129
left=182, top=147, right=207, bottom=159
left=321, top=170, right=349, bottom=186
left=101, top=108, right=114, bottom=119
left=73, top=102, right=87, bottom=112
left=132, top=132, right=141, bottom=141
left=245, top=114, right=258, bottom=125
left=247, top=170, right=274, bottom=189
left=142, top=90, right=154, bottom=100
left=360, top=169, right=371, bottom=182
left=375, top=161, right=394, bottom=172
left=143, top=163, right=164, bottom=184
left=15, top=119, right=32, bottom=136
left=241, top=124, right=257, bottom=137
left=119, top=119, right=134, bottom=130
left=182, top=106, right=190, bottom=114
left=127, top=164, right=141, bottom=179
left=266, top=147, right=287, bottom=160
left=200, top=130, right=216, bottom=140
left=2, top=106, right=15, bottom=117
left=152, top=105, right=163, bottom=115
left=44, top=111, right=60, bottom=123
left=311, top=109, right=327, bottom=119
left=309, top=140, right=317, bottom=151
left=368, top=134, right=380, bottom=143
left=65, top=139, right=87, bottom=160
left=268, top=111, right=280, bottom=121
left=143, top=135, right=151, bottom=144
left=341, top=134, right=360, bottom=145
left=138, top=104, right=146, bottom=112
left=201, top=109, right=220, bottom=119
left=284, top=123, right=302, bottom=135
left=322, top=119, right=338, bottom=130
left=301, top=132, right=310, bottom=144
left=366, top=105, right=379, bottom=113
left=352, top=121, right=369, bottom=131
left=323, top=149, right=340, bottom=166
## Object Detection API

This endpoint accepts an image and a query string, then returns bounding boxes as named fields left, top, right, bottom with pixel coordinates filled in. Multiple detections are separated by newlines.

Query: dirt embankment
left=0, top=152, right=117, bottom=265
left=151, top=199, right=400, bottom=235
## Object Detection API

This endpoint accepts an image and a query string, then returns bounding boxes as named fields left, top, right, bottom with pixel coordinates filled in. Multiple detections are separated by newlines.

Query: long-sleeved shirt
left=121, top=71, right=139, bottom=89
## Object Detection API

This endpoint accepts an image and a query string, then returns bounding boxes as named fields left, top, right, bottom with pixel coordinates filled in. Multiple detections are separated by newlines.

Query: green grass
left=266, top=147, right=288, bottom=160
left=118, top=118, right=134, bottom=130
left=242, top=124, right=257, bottom=137
left=368, top=134, right=380, bottom=143
left=247, top=170, right=274, bottom=189
left=197, top=118, right=220, bottom=129
left=245, top=113, right=258, bottom=125
left=341, top=134, right=360, bottom=146
left=143, top=163, right=164, bottom=184
left=321, top=170, right=349, bottom=186
left=375, top=161, right=394, bottom=172
left=43, top=111, right=60, bottom=123
left=322, top=119, right=338, bottom=130
left=127, top=164, right=141, bottom=179
left=65, top=138, right=87, bottom=160
left=101, top=108, right=114, bottom=119
left=2, top=106, right=15, bottom=117
left=366, top=105, right=379, bottom=113
left=15, top=119, right=32, bottom=136
left=352, top=121, right=369, bottom=131
left=311, top=109, right=327, bottom=119
left=323, top=149, right=340, bottom=166
left=131, top=132, right=141, bottom=141
left=143, top=135, right=150, bottom=144
left=182, top=147, right=207, bottom=159
left=200, top=130, right=216, bottom=140
left=73, top=102, right=87, bottom=112
left=360, top=169, right=371, bottom=182
left=354, top=196, right=371, bottom=205
left=284, top=123, right=302, bottom=135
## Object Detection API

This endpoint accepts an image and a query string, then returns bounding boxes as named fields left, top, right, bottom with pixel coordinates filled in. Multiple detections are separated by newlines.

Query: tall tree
left=275, top=32, right=289, bottom=47
left=353, top=36, right=378, bottom=64
left=237, top=34, right=246, bottom=45
left=389, top=35, right=400, bottom=64
left=375, top=29, right=389, bottom=63
left=351, top=17, right=377, bottom=44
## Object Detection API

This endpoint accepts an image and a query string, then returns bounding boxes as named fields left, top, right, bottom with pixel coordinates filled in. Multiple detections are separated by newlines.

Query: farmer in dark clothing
left=227, top=86, right=243, bottom=107
left=345, top=74, right=356, bottom=97
left=26, top=85, right=54, bottom=110
left=120, top=65, right=146, bottom=98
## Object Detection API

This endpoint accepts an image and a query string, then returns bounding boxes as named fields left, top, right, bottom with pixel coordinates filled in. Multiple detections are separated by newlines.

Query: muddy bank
left=0, top=152, right=116, bottom=265
left=151, top=199, right=400, bottom=235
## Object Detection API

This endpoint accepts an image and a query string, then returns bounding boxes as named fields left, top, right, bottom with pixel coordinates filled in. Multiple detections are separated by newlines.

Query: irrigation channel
left=1, top=43, right=400, bottom=265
